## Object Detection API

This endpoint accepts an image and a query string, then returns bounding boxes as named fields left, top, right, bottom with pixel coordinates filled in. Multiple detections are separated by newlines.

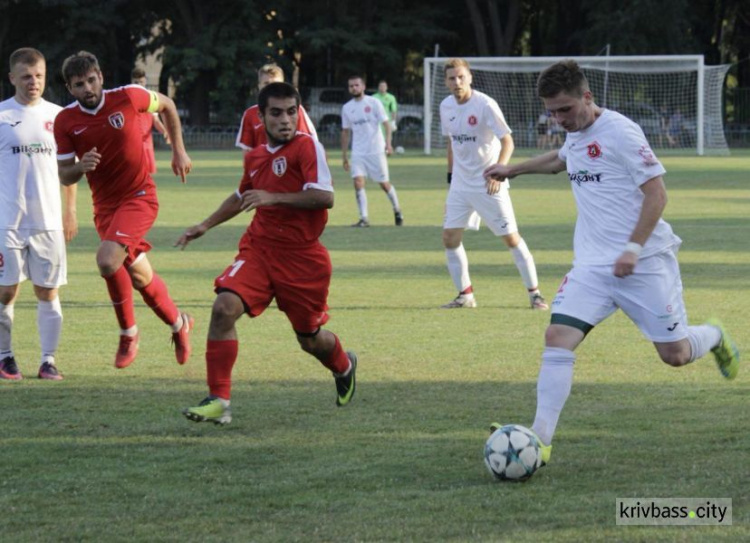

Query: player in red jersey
left=235, top=63, right=317, bottom=153
left=54, top=51, right=194, bottom=369
left=131, top=68, right=169, bottom=174
left=177, top=82, right=356, bottom=425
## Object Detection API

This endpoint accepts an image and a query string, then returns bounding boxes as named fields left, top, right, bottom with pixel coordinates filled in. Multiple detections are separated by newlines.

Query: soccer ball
left=395, top=145, right=405, bottom=154
left=484, top=424, right=543, bottom=481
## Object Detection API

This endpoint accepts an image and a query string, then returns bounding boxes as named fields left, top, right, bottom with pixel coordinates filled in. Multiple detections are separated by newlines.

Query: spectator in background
left=373, top=80, right=398, bottom=133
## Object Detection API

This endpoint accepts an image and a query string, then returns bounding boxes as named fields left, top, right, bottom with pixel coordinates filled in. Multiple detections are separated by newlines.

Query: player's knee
left=443, top=229, right=462, bottom=248
left=659, top=350, right=690, bottom=367
left=209, top=295, right=243, bottom=332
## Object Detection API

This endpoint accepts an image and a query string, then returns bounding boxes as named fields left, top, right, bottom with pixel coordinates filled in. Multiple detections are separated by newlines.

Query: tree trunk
left=466, top=0, right=490, bottom=56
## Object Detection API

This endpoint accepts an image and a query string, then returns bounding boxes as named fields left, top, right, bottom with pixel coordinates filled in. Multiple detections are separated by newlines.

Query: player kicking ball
left=177, top=82, right=357, bottom=425
left=484, top=60, right=739, bottom=470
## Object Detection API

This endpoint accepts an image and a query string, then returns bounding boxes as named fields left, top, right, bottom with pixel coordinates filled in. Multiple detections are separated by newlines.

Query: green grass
left=1, top=149, right=748, bottom=542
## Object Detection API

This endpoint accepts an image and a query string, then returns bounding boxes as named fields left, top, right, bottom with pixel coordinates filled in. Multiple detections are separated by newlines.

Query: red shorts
left=214, top=237, right=331, bottom=333
left=94, top=196, right=158, bottom=267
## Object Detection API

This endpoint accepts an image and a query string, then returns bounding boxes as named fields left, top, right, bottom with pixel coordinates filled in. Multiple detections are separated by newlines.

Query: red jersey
left=240, top=134, right=332, bottom=246
left=235, top=104, right=317, bottom=150
left=54, top=85, right=157, bottom=212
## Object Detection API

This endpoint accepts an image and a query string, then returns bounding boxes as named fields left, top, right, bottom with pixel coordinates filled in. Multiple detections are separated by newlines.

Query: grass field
left=1, top=149, right=748, bottom=542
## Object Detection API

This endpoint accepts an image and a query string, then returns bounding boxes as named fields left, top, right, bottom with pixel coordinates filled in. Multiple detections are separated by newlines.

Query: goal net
left=424, top=56, right=730, bottom=155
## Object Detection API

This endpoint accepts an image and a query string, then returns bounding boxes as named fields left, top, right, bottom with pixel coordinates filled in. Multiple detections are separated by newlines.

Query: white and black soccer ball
left=484, top=424, right=542, bottom=481
left=394, top=145, right=405, bottom=154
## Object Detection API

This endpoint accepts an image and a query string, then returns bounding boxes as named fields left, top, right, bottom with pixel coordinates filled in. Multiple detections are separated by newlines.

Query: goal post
left=424, top=55, right=730, bottom=156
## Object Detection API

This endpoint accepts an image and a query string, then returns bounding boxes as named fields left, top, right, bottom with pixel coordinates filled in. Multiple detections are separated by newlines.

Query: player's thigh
left=0, top=230, right=28, bottom=286
left=214, top=246, right=274, bottom=318
left=550, top=265, right=618, bottom=330
left=615, top=250, right=688, bottom=343
left=443, top=190, right=477, bottom=230
left=272, top=244, right=332, bottom=333
left=470, top=189, right=518, bottom=236
left=349, top=156, right=368, bottom=179
left=27, top=231, right=67, bottom=288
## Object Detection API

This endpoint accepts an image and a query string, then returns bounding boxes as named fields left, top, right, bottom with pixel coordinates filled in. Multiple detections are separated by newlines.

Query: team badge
left=364, top=106, right=371, bottom=113
left=638, top=144, right=658, bottom=166
left=468, top=115, right=478, bottom=126
left=108, top=112, right=125, bottom=129
left=587, top=141, right=602, bottom=159
left=272, top=156, right=287, bottom=177
left=44, top=121, right=54, bottom=132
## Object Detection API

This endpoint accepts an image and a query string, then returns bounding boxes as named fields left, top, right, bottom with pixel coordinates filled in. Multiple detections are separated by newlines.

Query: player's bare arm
left=486, top=133, right=515, bottom=195
left=384, top=121, right=393, bottom=155
left=153, top=92, right=191, bottom=182
left=484, top=149, right=565, bottom=181
left=240, top=188, right=334, bottom=212
left=341, top=128, right=351, bottom=171
left=153, top=114, right=171, bottom=145
left=57, top=147, right=101, bottom=185
left=614, top=176, right=668, bottom=278
left=62, top=183, right=78, bottom=242
left=174, top=192, right=244, bottom=250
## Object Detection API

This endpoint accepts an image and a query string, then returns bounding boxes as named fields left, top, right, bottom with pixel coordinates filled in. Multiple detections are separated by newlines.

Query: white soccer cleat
left=441, top=294, right=477, bottom=309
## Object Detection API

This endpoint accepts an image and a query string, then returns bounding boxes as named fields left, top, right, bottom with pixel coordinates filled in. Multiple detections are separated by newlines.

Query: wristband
left=447, top=172, right=452, bottom=184
left=624, top=241, right=643, bottom=257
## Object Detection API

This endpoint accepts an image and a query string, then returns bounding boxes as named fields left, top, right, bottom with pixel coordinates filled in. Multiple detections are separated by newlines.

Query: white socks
left=0, top=302, right=14, bottom=357
left=445, top=244, right=471, bottom=294
left=686, top=324, right=722, bottom=363
left=532, top=347, right=576, bottom=445
left=355, top=188, right=368, bottom=220
left=386, top=186, right=401, bottom=212
left=37, top=298, right=63, bottom=364
left=510, top=238, right=539, bottom=291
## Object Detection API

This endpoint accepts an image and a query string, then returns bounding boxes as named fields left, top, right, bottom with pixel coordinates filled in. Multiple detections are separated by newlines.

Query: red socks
left=321, top=334, right=351, bottom=375
left=136, top=273, right=180, bottom=326
left=103, top=265, right=136, bottom=330
left=206, top=339, right=238, bottom=399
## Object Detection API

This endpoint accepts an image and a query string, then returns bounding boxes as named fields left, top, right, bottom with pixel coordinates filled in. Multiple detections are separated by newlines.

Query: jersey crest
left=272, top=156, right=287, bottom=177
left=468, top=115, right=478, bottom=126
left=587, top=141, right=602, bottom=159
left=108, top=112, right=125, bottom=129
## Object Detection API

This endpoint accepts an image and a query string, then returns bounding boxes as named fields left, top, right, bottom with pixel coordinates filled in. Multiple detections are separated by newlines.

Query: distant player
left=341, top=75, right=403, bottom=227
left=177, top=82, right=357, bottom=424
left=235, top=63, right=317, bottom=152
left=373, top=79, right=397, bottom=132
left=440, top=58, right=547, bottom=310
left=0, top=47, right=77, bottom=380
left=54, top=51, right=194, bottom=369
left=484, top=59, right=740, bottom=468
left=131, top=68, right=169, bottom=174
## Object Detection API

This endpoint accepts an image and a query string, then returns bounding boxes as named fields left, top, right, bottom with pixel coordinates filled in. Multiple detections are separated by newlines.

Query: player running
left=54, top=51, right=194, bottom=369
left=484, top=60, right=740, bottom=469
left=177, top=82, right=357, bottom=425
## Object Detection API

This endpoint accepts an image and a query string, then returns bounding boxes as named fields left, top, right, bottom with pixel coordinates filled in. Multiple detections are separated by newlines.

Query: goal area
left=424, top=56, right=730, bottom=155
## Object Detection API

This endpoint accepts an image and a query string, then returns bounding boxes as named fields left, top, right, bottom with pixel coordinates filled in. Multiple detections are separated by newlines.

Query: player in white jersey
left=484, top=60, right=739, bottom=469
left=341, top=75, right=403, bottom=227
left=0, top=48, right=78, bottom=380
left=440, top=58, right=547, bottom=310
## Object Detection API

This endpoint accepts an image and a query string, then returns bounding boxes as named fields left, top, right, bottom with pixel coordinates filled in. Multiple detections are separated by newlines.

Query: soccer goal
left=424, top=55, right=730, bottom=155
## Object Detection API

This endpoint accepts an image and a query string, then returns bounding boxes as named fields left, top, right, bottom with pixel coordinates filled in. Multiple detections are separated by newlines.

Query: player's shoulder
left=440, top=95, right=456, bottom=109
left=0, top=97, right=16, bottom=114
left=242, top=104, right=260, bottom=118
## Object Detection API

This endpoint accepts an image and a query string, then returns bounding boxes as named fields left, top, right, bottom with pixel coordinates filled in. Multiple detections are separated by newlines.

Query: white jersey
left=558, top=109, right=679, bottom=266
left=342, top=95, right=388, bottom=156
left=0, top=97, right=63, bottom=231
left=440, top=90, right=512, bottom=191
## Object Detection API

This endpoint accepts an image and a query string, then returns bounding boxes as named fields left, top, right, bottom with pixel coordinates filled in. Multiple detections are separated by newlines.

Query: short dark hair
left=9, top=47, right=45, bottom=70
left=348, top=74, right=365, bottom=84
left=537, top=60, right=589, bottom=99
left=62, top=51, right=101, bottom=84
left=257, top=82, right=300, bottom=113
left=131, top=67, right=146, bottom=80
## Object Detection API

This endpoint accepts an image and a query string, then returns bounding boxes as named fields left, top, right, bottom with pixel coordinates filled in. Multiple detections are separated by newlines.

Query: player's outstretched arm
left=483, top=149, right=565, bottom=181
left=341, top=128, right=351, bottom=171
left=57, top=147, right=101, bottom=186
left=240, top=188, right=333, bottom=211
left=155, top=92, right=191, bottom=182
left=174, top=193, right=243, bottom=250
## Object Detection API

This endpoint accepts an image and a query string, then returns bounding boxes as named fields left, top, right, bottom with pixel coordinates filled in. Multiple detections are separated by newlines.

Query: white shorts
left=550, top=249, right=688, bottom=343
left=350, top=153, right=390, bottom=183
left=0, top=229, right=67, bottom=288
left=443, top=188, right=518, bottom=236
